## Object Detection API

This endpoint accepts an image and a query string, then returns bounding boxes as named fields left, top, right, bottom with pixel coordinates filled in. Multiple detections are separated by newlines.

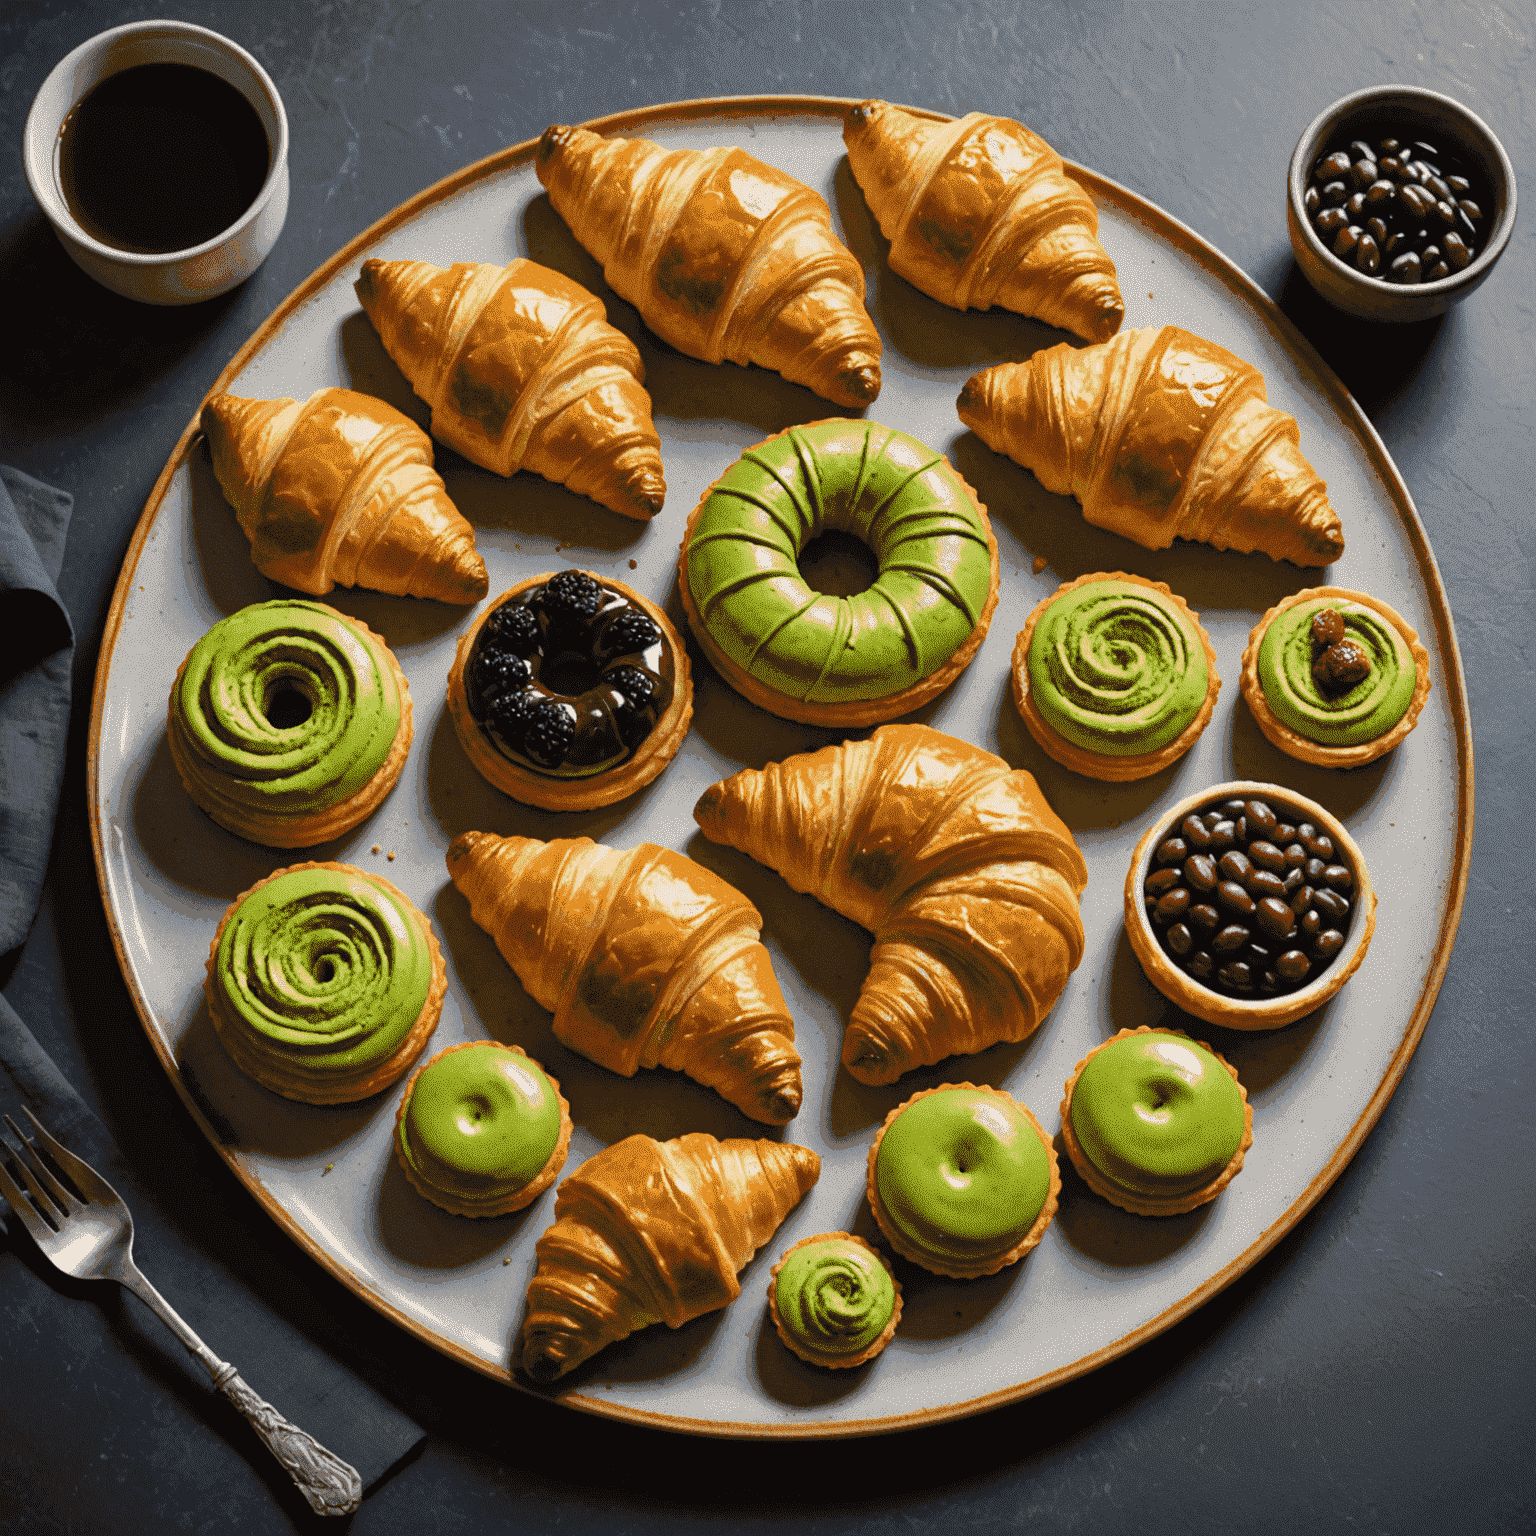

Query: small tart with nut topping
left=1241, top=586, right=1430, bottom=768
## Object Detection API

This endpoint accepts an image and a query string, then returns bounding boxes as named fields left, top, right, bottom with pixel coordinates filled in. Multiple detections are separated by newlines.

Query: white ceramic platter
left=91, top=98, right=1472, bottom=1438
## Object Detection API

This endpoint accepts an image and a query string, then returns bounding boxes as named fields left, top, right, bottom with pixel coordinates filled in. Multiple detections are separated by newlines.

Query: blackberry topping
left=470, top=648, right=532, bottom=705
left=598, top=608, right=660, bottom=659
left=539, top=570, right=603, bottom=631
left=521, top=699, right=577, bottom=768
left=487, top=686, right=541, bottom=750
left=484, top=601, right=539, bottom=651
left=606, top=664, right=660, bottom=747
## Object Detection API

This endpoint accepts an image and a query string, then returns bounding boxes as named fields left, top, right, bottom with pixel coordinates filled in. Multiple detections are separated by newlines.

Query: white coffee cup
left=23, top=20, right=289, bottom=305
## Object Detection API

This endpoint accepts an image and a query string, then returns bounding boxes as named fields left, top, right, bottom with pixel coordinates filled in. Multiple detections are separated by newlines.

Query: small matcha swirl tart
left=1240, top=587, right=1431, bottom=767
left=1060, top=1027, right=1253, bottom=1217
left=394, top=1041, right=572, bottom=1218
left=1012, top=572, right=1219, bottom=781
left=768, top=1232, right=902, bottom=1369
left=205, top=862, right=444, bottom=1104
left=866, top=1083, right=1060, bottom=1279
left=168, top=598, right=412, bottom=847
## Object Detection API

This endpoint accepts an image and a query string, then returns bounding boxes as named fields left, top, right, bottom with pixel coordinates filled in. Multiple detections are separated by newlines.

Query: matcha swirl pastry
left=205, top=862, right=445, bottom=1104
left=679, top=419, right=999, bottom=726
left=168, top=599, right=412, bottom=848
left=1012, top=572, right=1219, bottom=781
left=1239, top=587, right=1431, bottom=767
left=768, top=1232, right=902, bottom=1368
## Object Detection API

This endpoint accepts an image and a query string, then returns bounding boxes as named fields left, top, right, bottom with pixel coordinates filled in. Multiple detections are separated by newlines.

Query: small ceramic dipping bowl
left=1124, top=781, right=1377, bottom=1031
left=23, top=20, right=289, bottom=305
left=1287, top=84, right=1515, bottom=323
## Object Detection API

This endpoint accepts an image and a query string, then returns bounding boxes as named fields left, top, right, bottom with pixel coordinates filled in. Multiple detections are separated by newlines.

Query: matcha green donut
left=1027, top=577, right=1209, bottom=755
left=170, top=599, right=407, bottom=844
left=396, top=1042, right=569, bottom=1214
left=208, top=864, right=435, bottom=1094
left=771, top=1234, right=899, bottom=1367
left=1256, top=596, right=1416, bottom=747
left=682, top=420, right=996, bottom=715
left=871, top=1085, right=1055, bottom=1276
left=1068, top=1031, right=1247, bottom=1205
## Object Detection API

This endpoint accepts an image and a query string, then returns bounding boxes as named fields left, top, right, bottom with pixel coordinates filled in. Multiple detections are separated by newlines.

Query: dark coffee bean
left=1357, top=233, right=1382, bottom=274
left=1448, top=174, right=1470, bottom=195
left=1257, top=897, right=1297, bottom=942
left=1249, top=869, right=1287, bottom=902
left=1350, top=158, right=1377, bottom=190
left=1378, top=154, right=1405, bottom=180
left=1189, top=903, right=1220, bottom=934
left=1299, top=908, right=1323, bottom=942
left=1292, top=885, right=1315, bottom=916
left=1316, top=150, right=1353, bottom=179
left=1377, top=137, right=1401, bottom=156
left=1455, top=207, right=1478, bottom=241
left=1185, top=854, right=1219, bottom=893
left=1304, top=184, right=1321, bottom=217
left=1426, top=260, right=1450, bottom=282
left=1313, top=929, right=1346, bottom=963
left=1207, top=819, right=1238, bottom=851
left=1349, top=139, right=1376, bottom=163
left=1420, top=244, right=1442, bottom=268
left=1219, top=850, right=1252, bottom=883
left=1322, top=179, right=1349, bottom=207
left=1166, top=923, right=1194, bottom=957
left=1305, top=857, right=1328, bottom=883
left=1458, top=198, right=1483, bottom=223
left=1398, top=183, right=1430, bottom=217
left=1155, top=837, right=1187, bottom=866
left=1275, top=823, right=1296, bottom=844
left=1233, top=815, right=1248, bottom=844
left=1222, top=799, right=1248, bottom=817
left=1425, top=172, right=1451, bottom=201
left=1305, top=829, right=1334, bottom=860
left=1218, top=961, right=1255, bottom=992
left=1382, top=231, right=1399, bottom=256
left=1283, top=868, right=1304, bottom=896
left=1392, top=249, right=1425, bottom=285
left=1412, top=140, right=1439, bottom=159
left=1277, top=949, right=1311, bottom=983
left=1146, top=868, right=1180, bottom=896
left=1187, top=951, right=1214, bottom=982
left=1314, top=888, right=1351, bottom=923
left=1284, top=843, right=1307, bottom=869
left=1217, top=881, right=1256, bottom=917
left=1155, top=888, right=1191, bottom=924
left=1365, top=215, right=1389, bottom=243
left=1213, top=924, right=1251, bottom=955
left=1345, top=193, right=1368, bottom=220
left=1260, top=971, right=1281, bottom=994
left=1444, top=232, right=1471, bottom=269
left=1245, top=800, right=1278, bottom=837
left=1249, top=840, right=1286, bottom=873
left=1182, top=814, right=1211, bottom=849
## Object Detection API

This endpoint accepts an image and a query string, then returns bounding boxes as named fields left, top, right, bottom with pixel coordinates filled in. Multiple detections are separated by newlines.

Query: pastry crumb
left=629, top=559, right=637, bottom=569
left=502, top=1257, right=511, bottom=1266
left=1033, top=555, right=1048, bottom=574
left=371, top=844, right=381, bottom=854
left=322, top=1163, right=334, bottom=1176
left=387, top=851, right=396, bottom=860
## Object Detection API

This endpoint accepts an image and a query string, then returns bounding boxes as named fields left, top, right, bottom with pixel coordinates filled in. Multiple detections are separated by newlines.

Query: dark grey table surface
left=2, top=2, right=1531, bottom=1532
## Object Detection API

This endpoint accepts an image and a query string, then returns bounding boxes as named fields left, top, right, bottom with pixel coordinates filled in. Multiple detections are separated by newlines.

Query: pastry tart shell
left=447, top=572, right=693, bottom=811
left=1010, top=571, right=1220, bottom=781
left=1239, top=586, right=1432, bottom=768
left=393, top=1041, right=573, bottom=1218
left=767, top=1231, right=903, bottom=1369
left=1059, top=1026, right=1254, bottom=1217
left=865, top=1082, right=1060, bottom=1280
left=205, top=861, right=445, bottom=1105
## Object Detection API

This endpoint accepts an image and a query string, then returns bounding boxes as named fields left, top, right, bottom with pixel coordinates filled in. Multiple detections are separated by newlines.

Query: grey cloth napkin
left=0, top=467, right=424, bottom=1502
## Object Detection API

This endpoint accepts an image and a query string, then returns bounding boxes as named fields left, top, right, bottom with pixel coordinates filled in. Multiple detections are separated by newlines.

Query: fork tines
left=0, top=1111, right=83, bottom=1236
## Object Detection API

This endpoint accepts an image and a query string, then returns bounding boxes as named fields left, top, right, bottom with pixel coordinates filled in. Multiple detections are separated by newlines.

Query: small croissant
left=355, top=257, right=665, bottom=520
left=958, top=326, right=1346, bottom=566
left=201, top=387, right=488, bottom=603
left=535, top=123, right=882, bottom=407
left=520, top=1132, right=819, bottom=1382
left=843, top=99, right=1124, bottom=343
left=694, top=724, right=1088, bottom=1085
left=446, top=831, right=803, bottom=1124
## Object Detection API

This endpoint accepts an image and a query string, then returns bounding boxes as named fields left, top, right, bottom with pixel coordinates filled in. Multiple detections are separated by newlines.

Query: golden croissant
left=535, top=123, right=882, bottom=407
left=446, top=831, right=803, bottom=1124
left=958, top=325, right=1345, bottom=566
left=201, top=387, right=488, bottom=603
left=843, top=99, right=1124, bottom=343
left=355, top=256, right=665, bottom=520
left=694, top=724, right=1088, bottom=1085
left=520, top=1132, right=819, bottom=1381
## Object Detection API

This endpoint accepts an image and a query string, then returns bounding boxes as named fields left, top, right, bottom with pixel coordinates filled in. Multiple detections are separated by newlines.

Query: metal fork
left=0, top=1109, right=362, bottom=1517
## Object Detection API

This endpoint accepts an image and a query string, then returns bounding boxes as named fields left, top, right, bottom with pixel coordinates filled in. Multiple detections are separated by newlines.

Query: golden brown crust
left=447, top=573, right=693, bottom=811
left=1059, top=1026, right=1254, bottom=1217
left=393, top=1041, right=573, bottom=1218
left=167, top=608, right=414, bottom=849
left=864, top=1082, right=1061, bottom=1279
left=767, top=1232, right=903, bottom=1369
left=676, top=423, right=1000, bottom=728
left=204, top=861, right=444, bottom=1105
left=1239, top=586, right=1433, bottom=767
left=1010, top=571, right=1220, bottom=781
left=1122, top=780, right=1379, bottom=1030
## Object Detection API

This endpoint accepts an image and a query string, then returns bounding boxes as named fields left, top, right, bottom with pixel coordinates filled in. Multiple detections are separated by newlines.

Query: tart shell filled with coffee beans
left=1124, top=782, right=1376, bottom=1031
left=448, top=570, right=692, bottom=810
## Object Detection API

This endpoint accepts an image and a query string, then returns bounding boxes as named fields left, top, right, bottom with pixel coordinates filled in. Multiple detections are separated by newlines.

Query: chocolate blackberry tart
left=448, top=570, right=692, bottom=809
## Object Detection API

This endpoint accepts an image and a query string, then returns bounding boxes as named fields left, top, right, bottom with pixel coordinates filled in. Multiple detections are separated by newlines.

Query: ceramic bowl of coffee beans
left=1124, top=782, right=1378, bottom=1031
left=1287, top=84, right=1516, bottom=323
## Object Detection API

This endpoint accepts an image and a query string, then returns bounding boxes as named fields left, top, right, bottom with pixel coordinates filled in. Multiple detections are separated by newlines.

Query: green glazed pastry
left=168, top=598, right=410, bottom=847
left=206, top=862, right=443, bottom=1104
left=868, top=1084, right=1059, bottom=1277
left=1255, top=594, right=1417, bottom=747
left=1064, top=1029, right=1250, bottom=1214
left=680, top=419, right=998, bottom=724
left=395, top=1042, right=571, bottom=1216
left=770, top=1232, right=901, bottom=1368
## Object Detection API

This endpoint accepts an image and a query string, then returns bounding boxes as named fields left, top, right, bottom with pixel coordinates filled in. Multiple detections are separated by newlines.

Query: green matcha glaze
left=1257, top=597, right=1416, bottom=746
left=212, top=866, right=430, bottom=1075
left=1070, top=1033, right=1245, bottom=1198
left=875, top=1088, right=1051, bottom=1264
left=400, top=1045, right=561, bottom=1198
left=774, top=1238, right=896, bottom=1361
left=685, top=420, right=993, bottom=703
left=1027, top=579, right=1207, bottom=755
left=175, top=599, right=401, bottom=812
